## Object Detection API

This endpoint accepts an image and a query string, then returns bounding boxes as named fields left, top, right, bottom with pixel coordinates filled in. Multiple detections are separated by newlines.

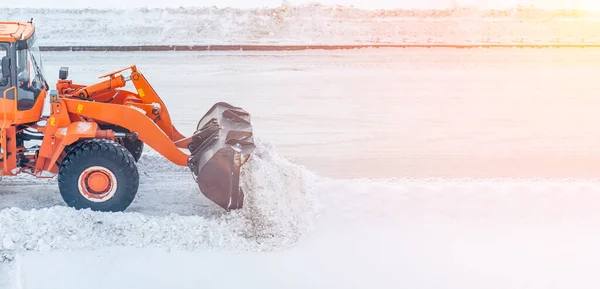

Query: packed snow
left=0, top=140, right=321, bottom=255
left=3, top=5, right=600, bottom=46
left=76, top=122, right=92, bottom=133
left=5, top=165, right=600, bottom=288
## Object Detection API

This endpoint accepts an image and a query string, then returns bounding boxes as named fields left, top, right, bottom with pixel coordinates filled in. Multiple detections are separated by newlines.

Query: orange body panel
left=0, top=22, right=34, bottom=42
left=0, top=126, right=17, bottom=176
left=0, top=87, right=17, bottom=129
left=73, top=75, right=126, bottom=98
left=63, top=99, right=189, bottom=166
left=18, top=90, right=47, bottom=124
left=129, top=69, right=186, bottom=142
left=0, top=89, right=47, bottom=127
left=0, top=64, right=194, bottom=176
left=0, top=86, right=48, bottom=176
left=33, top=100, right=105, bottom=175
left=51, top=66, right=192, bottom=166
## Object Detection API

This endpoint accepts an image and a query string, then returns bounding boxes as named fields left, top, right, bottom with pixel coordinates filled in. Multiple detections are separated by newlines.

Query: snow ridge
left=3, top=5, right=600, bottom=46
left=0, top=139, right=322, bottom=253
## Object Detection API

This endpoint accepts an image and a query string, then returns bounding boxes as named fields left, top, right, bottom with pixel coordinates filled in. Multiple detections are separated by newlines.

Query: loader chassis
left=0, top=21, right=255, bottom=212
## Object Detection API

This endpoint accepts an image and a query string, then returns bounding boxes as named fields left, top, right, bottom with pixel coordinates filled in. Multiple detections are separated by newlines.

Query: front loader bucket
left=188, top=102, right=255, bottom=210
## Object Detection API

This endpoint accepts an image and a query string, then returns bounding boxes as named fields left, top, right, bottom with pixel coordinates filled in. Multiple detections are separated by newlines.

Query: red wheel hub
left=78, top=166, right=118, bottom=202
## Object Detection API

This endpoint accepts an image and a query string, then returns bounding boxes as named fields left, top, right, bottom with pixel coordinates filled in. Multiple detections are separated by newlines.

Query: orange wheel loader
left=0, top=20, right=255, bottom=212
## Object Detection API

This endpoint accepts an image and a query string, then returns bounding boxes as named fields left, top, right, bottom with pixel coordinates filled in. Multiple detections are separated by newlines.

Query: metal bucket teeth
left=188, top=102, right=255, bottom=210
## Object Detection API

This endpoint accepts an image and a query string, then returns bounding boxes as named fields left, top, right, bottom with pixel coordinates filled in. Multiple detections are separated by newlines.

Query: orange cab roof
left=0, top=22, right=35, bottom=43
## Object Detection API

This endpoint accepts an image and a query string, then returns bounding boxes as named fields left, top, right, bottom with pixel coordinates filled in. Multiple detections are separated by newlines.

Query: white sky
left=3, top=0, right=595, bottom=10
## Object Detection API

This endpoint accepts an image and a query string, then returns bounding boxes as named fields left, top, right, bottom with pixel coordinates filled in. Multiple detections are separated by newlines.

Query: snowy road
left=7, top=175, right=600, bottom=289
left=41, top=48, right=600, bottom=179
left=4, top=48, right=600, bottom=288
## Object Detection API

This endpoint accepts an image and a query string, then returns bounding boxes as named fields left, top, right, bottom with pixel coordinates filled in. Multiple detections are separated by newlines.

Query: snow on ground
left=0, top=140, right=324, bottom=287
left=5, top=167, right=600, bottom=288
left=0, top=139, right=321, bottom=255
left=3, top=138, right=600, bottom=288
left=3, top=5, right=600, bottom=46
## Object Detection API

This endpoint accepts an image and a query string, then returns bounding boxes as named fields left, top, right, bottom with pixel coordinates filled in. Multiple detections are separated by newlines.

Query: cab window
left=16, top=47, right=42, bottom=110
left=0, top=46, right=7, bottom=86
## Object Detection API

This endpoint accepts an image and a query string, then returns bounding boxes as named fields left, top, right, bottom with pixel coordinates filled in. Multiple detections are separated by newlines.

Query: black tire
left=122, top=138, right=144, bottom=162
left=58, top=139, right=139, bottom=212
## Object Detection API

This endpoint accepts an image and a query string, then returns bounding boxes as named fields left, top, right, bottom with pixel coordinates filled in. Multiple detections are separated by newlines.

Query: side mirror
left=1, top=56, right=10, bottom=78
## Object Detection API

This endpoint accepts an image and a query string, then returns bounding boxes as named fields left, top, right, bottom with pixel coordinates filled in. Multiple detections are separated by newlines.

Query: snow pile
left=238, top=140, right=322, bottom=246
left=3, top=5, right=600, bottom=46
left=0, top=256, right=15, bottom=289
left=0, top=140, right=321, bottom=253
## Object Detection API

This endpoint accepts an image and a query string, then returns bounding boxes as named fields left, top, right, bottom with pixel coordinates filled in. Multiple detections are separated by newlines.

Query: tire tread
left=58, top=139, right=139, bottom=212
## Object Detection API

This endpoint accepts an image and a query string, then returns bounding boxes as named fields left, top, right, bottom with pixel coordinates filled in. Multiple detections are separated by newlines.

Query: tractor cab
left=0, top=20, right=48, bottom=126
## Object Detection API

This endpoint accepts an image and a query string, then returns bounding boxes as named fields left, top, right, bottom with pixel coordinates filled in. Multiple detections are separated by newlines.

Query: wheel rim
left=78, top=166, right=118, bottom=202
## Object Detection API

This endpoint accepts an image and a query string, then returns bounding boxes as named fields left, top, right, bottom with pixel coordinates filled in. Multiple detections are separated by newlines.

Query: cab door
left=0, top=43, right=17, bottom=128
left=0, top=43, right=14, bottom=99
left=0, top=43, right=18, bottom=173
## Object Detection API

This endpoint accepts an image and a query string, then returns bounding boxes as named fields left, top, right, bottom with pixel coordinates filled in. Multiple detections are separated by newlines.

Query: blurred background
left=2, top=0, right=598, bottom=10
